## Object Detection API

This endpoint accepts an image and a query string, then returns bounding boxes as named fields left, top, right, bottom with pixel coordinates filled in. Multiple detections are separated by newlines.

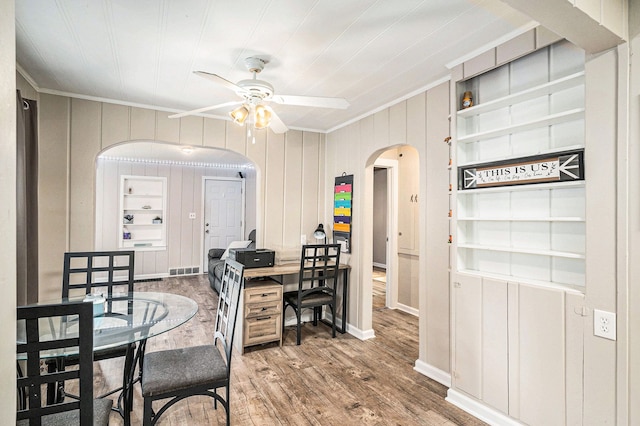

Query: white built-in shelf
left=457, top=72, right=585, bottom=118
left=457, top=180, right=584, bottom=194
left=457, top=243, right=585, bottom=259
left=457, top=108, right=584, bottom=143
left=456, top=269, right=585, bottom=294
left=454, top=52, right=586, bottom=289
left=120, top=175, right=167, bottom=251
left=457, top=217, right=584, bottom=222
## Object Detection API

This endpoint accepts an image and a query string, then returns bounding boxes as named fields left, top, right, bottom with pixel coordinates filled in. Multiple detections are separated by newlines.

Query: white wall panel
left=69, top=99, right=101, bottom=251
left=102, top=103, right=130, bottom=148
left=155, top=112, right=180, bottom=143
left=263, top=132, right=285, bottom=251
left=225, top=121, right=246, bottom=155
left=302, top=132, right=321, bottom=240
left=179, top=116, right=204, bottom=146
left=514, top=284, right=566, bottom=426
left=497, top=29, right=536, bottom=65
left=481, top=278, right=508, bottom=414
left=130, top=107, right=155, bottom=140
left=389, top=101, right=407, bottom=145
left=283, top=130, right=304, bottom=254
left=203, top=117, right=226, bottom=149
left=452, top=273, right=482, bottom=398
left=424, top=82, right=450, bottom=372
left=36, top=94, right=71, bottom=300
left=373, top=109, right=390, bottom=150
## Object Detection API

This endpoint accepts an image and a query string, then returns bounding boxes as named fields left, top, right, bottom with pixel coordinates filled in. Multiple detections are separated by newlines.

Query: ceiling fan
left=169, top=57, right=350, bottom=134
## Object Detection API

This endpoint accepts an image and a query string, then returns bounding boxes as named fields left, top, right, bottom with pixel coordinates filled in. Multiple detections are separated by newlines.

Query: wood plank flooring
left=96, top=274, right=485, bottom=425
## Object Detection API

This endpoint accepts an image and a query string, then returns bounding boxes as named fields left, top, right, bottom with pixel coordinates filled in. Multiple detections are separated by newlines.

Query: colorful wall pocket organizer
left=333, top=174, right=353, bottom=253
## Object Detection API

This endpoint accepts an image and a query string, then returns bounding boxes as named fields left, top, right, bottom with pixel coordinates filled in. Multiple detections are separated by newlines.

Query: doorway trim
left=200, top=176, right=246, bottom=273
left=373, top=158, right=398, bottom=309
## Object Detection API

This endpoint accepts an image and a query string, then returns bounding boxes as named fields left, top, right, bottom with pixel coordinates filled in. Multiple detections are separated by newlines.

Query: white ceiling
left=16, top=0, right=533, bottom=133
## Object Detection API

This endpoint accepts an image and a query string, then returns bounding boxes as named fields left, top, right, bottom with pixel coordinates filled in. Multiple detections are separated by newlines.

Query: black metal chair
left=17, top=301, right=112, bottom=425
left=48, top=250, right=137, bottom=410
left=141, top=258, right=245, bottom=426
left=283, top=244, right=341, bottom=345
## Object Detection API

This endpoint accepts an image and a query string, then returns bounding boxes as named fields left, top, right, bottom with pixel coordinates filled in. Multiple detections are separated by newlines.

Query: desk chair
left=283, top=244, right=341, bottom=345
left=141, top=259, right=245, bottom=426
left=17, top=301, right=112, bottom=425
left=49, top=250, right=136, bottom=410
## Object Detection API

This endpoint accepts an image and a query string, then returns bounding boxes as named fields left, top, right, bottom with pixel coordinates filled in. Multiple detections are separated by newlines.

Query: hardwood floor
left=97, top=274, right=485, bottom=425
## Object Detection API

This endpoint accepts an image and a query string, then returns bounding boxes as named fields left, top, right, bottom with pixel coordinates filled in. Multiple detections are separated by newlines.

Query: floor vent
left=168, top=267, right=200, bottom=276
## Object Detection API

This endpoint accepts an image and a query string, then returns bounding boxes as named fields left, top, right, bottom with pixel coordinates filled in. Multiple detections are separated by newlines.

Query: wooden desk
left=244, top=262, right=350, bottom=334
left=236, top=262, right=351, bottom=353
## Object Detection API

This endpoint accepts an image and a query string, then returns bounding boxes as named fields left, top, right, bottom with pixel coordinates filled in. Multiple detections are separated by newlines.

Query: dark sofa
left=208, top=230, right=255, bottom=293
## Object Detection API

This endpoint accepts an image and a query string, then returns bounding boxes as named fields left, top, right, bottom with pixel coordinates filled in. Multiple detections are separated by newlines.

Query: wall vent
left=168, top=267, right=200, bottom=277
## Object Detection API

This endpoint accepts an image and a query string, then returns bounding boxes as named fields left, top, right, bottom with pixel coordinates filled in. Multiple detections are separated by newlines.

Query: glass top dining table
left=17, top=291, right=199, bottom=359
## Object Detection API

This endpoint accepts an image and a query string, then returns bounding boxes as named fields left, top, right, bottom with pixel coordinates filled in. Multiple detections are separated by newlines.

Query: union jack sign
left=458, top=149, right=584, bottom=190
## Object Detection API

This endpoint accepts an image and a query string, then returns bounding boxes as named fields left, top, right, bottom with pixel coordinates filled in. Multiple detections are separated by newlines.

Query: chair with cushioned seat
left=48, top=250, right=136, bottom=409
left=283, top=244, right=341, bottom=345
left=141, top=258, right=245, bottom=426
left=17, top=300, right=112, bottom=425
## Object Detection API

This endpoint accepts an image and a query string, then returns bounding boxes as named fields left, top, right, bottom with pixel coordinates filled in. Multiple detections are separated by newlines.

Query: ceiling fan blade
left=271, top=94, right=349, bottom=109
left=194, top=71, right=248, bottom=95
left=268, top=109, right=289, bottom=134
left=168, top=101, right=242, bottom=119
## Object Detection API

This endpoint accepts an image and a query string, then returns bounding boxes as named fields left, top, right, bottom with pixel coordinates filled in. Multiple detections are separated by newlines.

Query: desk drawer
left=244, top=282, right=282, bottom=304
left=244, top=314, right=282, bottom=346
left=245, top=300, right=281, bottom=319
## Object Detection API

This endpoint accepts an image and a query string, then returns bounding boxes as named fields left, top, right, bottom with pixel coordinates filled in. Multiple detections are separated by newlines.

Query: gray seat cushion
left=17, top=398, right=112, bottom=426
left=141, top=345, right=227, bottom=397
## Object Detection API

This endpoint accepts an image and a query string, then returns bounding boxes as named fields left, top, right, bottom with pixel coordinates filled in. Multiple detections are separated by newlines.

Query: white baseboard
left=372, top=262, right=386, bottom=269
left=413, top=360, right=451, bottom=387
left=347, top=324, right=375, bottom=340
left=446, top=389, right=523, bottom=426
left=397, top=303, right=419, bottom=317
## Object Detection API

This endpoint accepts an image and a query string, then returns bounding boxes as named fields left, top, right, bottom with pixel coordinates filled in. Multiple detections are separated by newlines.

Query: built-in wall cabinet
left=397, top=146, right=420, bottom=253
left=454, top=40, right=585, bottom=290
left=119, top=175, right=167, bottom=250
left=449, top=37, right=588, bottom=423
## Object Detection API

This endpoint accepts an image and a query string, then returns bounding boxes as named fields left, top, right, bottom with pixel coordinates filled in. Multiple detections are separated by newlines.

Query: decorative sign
left=458, top=149, right=584, bottom=190
left=333, top=174, right=353, bottom=253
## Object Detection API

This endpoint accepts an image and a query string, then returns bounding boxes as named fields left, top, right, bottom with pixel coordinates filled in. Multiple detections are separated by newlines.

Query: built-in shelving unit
left=119, top=175, right=167, bottom=251
left=453, top=46, right=586, bottom=289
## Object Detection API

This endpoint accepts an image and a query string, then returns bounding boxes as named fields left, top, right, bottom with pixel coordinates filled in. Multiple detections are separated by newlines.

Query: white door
left=203, top=178, right=244, bottom=272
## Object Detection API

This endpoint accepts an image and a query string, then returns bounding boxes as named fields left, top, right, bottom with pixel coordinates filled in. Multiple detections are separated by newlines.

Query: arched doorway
left=365, top=144, right=420, bottom=334
left=94, top=140, right=257, bottom=280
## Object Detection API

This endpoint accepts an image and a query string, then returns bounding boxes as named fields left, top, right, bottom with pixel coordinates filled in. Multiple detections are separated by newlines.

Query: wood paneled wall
left=326, top=80, right=451, bottom=375
left=34, top=96, right=325, bottom=300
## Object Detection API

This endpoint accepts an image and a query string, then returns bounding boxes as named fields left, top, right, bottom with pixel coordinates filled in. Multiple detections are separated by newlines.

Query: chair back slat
left=214, top=259, right=244, bottom=370
left=62, top=251, right=135, bottom=300
left=298, top=244, right=341, bottom=300
left=17, top=301, right=94, bottom=424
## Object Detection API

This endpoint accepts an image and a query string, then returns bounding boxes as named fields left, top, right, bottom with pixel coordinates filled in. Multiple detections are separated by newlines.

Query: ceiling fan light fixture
left=230, top=105, right=250, bottom=126
left=253, top=104, right=272, bottom=129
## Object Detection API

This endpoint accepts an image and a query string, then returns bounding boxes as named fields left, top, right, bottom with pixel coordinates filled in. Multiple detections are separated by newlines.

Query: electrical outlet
left=594, top=309, right=616, bottom=340
left=188, top=212, right=196, bottom=219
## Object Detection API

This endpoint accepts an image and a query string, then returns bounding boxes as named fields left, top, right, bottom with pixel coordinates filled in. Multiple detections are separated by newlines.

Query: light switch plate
left=594, top=309, right=616, bottom=340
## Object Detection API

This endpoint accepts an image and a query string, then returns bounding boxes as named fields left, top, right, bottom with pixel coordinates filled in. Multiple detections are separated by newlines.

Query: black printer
left=228, top=248, right=275, bottom=268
